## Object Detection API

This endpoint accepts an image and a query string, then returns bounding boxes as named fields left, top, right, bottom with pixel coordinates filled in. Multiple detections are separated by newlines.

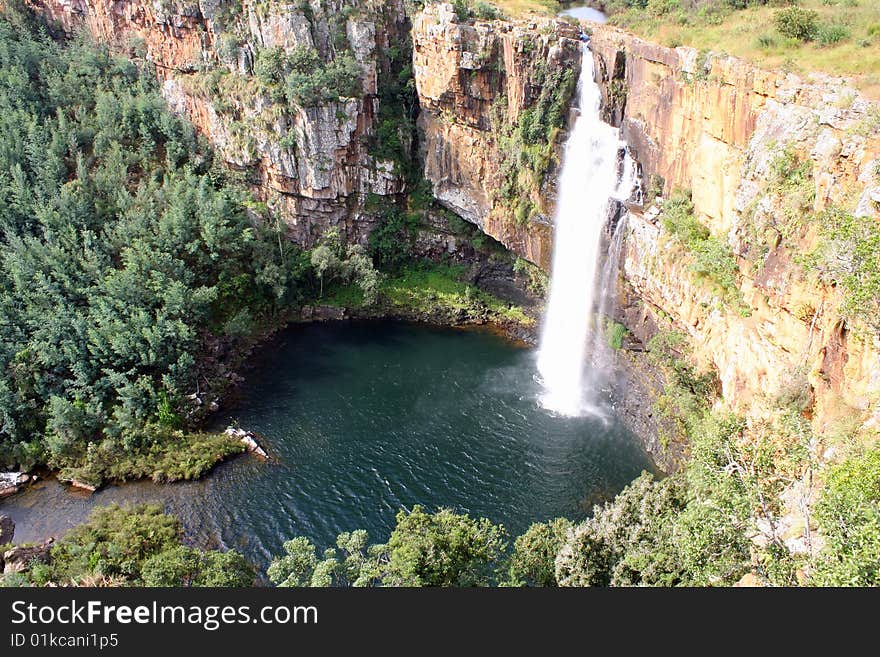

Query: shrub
left=254, top=46, right=288, bottom=85
left=285, top=51, right=362, bottom=106
left=269, top=507, right=508, bottom=587
left=605, top=320, right=628, bottom=350
left=660, top=190, right=743, bottom=305
left=368, top=205, right=419, bottom=272
left=452, top=0, right=471, bottom=22
left=30, top=505, right=256, bottom=587
left=555, top=473, right=691, bottom=587
left=811, top=206, right=880, bottom=334
left=815, top=23, right=850, bottom=46
left=506, top=519, right=572, bottom=586
left=811, top=448, right=880, bottom=586
left=774, top=7, right=819, bottom=41
left=142, top=545, right=255, bottom=586
left=472, top=1, right=501, bottom=20
left=756, top=33, right=778, bottom=49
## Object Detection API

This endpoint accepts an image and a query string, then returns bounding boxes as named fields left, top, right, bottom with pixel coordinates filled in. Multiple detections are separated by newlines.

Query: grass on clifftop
left=487, top=0, right=560, bottom=17
left=611, top=1, right=880, bottom=96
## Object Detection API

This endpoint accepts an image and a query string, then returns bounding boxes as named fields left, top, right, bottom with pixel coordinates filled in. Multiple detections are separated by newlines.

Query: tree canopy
left=0, top=6, right=307, bottom=473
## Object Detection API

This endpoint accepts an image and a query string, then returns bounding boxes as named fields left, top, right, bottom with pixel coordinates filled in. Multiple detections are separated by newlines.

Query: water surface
left=2, top=322, right=653, bottom=570
left=560, top=5, right=608, bottom=23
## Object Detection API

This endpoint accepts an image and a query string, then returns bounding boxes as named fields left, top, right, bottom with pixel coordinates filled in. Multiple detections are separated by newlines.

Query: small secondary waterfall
left=536, top=44, right=634, bottom=417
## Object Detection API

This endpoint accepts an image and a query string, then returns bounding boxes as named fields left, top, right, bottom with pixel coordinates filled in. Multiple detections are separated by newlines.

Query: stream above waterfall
left=559, top=5, right=608, bottom=23
left=1, top=321, right=655, bottom=570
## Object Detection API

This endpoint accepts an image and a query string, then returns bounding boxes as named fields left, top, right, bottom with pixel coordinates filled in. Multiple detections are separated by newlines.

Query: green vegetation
left=768, top=145, right=815, bottom=231
left=369, top=36, right=418, bottom=175
left=56, top=431, right=245, bottom=489
left=774, top=6, right=820, bottom=42
left=0, top=7, right=307, bottom=481
left=452, top=0, right=504, bottom=21
left=605, top=320, right=628, bottom=350
left=603, top=1, right=880, bottom=95
left=811, top=447, right=880, bottom=586
left=647, top=329, right=718, bottom=443
left=254, top=45, right=363, bottom=106
left=660, top=191, right=744, bottom=308
left=380, top=262, right=533, bottom=325
left=496, top=64, right=578, bottom=226
left=443, top=0, right=560, bottom=20
left=310, top=228, right=381, bottom=304
left=513, top=257, right=549, bottom=297
left=268, top=505, right=508, bottom=586
left=367, top=197, right=421, bottom=271
left=810, top=206, right=880, bottom=335
left=2, top=505, right=253, bottom=587
left=505, top=518, right=571, bottom=586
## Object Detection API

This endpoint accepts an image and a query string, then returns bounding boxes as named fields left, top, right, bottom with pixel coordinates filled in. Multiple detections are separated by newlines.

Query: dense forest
left=0, top=6, right=311, bottom=483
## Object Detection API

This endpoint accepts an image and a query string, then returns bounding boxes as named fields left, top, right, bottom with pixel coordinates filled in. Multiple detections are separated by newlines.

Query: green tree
left=0, top=5, right=305, bottom=475
left=268, top=507, right=507, bottom=587
left=810, top=448, right=880, bottom=586
left=142, top=545, right=254, bottom=586
left=381, top=506, right=507, bottom=586
left=506, top=518, right=571, bottom=586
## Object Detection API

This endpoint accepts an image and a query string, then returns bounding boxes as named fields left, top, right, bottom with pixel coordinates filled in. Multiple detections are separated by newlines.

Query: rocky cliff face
left=413, top=3, right=582, bottom=269
left=31, top=0, right=410, bottom=245
left=589, top=27, right=880, bottom=427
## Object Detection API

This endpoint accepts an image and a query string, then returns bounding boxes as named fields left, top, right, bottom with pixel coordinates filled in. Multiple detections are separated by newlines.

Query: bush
left=506, top=519, right=572, bottom=586
left=815, top=23, right=850, bottom=46
left=811, top=206, right=880, bottom=334
left=269, top=507, right=508, bottom=587
left=49, top=505, right=181, bottom=582
left=142, top=545, right=255, bottom=586
left=254, top=46, right=288, bottom=85
left=660, top=191, right=743, bottom=304
left=811, top=448, right=880, bottom=586
left=605, top=320, right=628, bottom=350
left=368, top=204, right=420, bottom=272
left=556, top=473, right=691, bottom=587
left=1, top=505, right=254, bottom=587
left=311, top=228, right=383, bottom=305
left=774, top=7, right=819, bottom=41
left=472, top=1, right=501, bottom=20
left=285, top=51, right=362, bottom=106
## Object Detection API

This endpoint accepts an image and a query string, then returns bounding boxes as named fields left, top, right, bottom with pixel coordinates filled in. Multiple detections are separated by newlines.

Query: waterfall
left=592, top=214, right=628, bottom=360
left=536, top=43, right=633, bottom=417
left=591, top=153, right=639, bottom=360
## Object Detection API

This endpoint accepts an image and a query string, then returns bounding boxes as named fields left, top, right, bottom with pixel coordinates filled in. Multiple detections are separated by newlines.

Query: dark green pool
left=2, top=321, right=654, bottom=569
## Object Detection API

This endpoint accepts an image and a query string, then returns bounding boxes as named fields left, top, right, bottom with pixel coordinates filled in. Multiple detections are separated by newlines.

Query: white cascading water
left=536, top=44, right=632, bottom=417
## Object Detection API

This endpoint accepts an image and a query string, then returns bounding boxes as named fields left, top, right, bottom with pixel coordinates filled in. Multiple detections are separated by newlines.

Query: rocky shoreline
left=0, top=472, right=36, bottom=500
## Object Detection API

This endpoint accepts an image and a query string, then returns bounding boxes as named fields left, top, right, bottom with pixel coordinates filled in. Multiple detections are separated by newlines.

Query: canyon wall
left=412, top=3, right=581, bottom=269
left=589, top=27, right=880, bottom=427
left=30, top=0, right=410, bottom=245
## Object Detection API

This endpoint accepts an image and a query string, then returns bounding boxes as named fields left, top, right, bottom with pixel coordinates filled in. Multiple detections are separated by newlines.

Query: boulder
left=225, top=427, right=269, bottom=459
left=2, top=539, right=53, bottom=574
left=0, top=472, right=29, bottom=499
left=0, top=514, right=13, bottom=545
